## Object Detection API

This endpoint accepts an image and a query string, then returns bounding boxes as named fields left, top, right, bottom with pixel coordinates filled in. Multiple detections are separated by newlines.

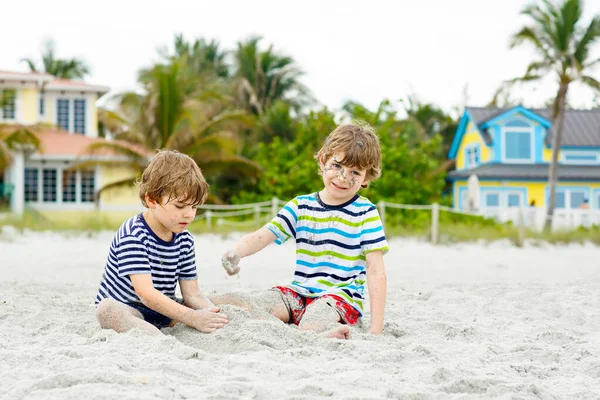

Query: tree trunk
left=544, top=83, right=569, bottom=232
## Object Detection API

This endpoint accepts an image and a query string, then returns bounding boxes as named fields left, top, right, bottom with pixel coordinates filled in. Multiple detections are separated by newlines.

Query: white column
left=9, top=151, right=24, bottom=216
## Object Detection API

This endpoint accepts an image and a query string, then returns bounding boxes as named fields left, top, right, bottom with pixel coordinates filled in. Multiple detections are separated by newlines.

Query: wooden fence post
left=206, top=210, right=212, bottom=229
left=271, top=197, right=278, bottom=217
left=377, top=201, right=386, bottom=228
left=431, top=203, right=439, bottom=245
left=254, top=205, right=261, bottom=225
left=517, top=206, right=525, bottom=247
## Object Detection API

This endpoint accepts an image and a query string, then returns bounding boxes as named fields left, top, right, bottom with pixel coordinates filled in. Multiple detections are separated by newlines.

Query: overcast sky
left=2, top=0, right=600, bottom=117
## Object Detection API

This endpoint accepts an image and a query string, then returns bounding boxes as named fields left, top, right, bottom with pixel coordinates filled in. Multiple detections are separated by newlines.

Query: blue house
left=447, top=106, right=600, bottom=211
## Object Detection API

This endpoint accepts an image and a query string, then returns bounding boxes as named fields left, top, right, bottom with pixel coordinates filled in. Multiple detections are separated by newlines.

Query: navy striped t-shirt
left=95, top=213, right=197, bottom=306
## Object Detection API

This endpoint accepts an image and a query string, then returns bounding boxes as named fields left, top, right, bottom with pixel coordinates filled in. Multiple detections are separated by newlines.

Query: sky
left=2, top=0, right=600, bottom=118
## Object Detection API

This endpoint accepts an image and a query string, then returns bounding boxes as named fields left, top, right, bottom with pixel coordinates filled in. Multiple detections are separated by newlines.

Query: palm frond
left=581, top=75, right=600, bottom=91
left=196, top=110, right=254, bottom=136
left=184, top=132, right=240, bottom=156
left=507, top=74, right=544, bottom=84
left=20, top=58, right=38, bottom=72
left=0, top=140, right=14, bottom=172
left=94, top=176, right=141, bottom=199
left=574, top=16, right=600, bottom=65
left=584, top=56, right=600, bottom=68
left=68, top=158, right=145, bottom=171
left=197, top=156, right=263, bottom=179
left=82, top=141, right=150, bottom=165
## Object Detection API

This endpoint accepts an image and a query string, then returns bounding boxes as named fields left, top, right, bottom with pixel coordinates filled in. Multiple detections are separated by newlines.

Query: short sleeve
left=178, top=235, right=197, bottom=280
left=265, top=198, right=299, bottom=245
left=116, top=235, right=151, bottom=277
left=360, top=206, right=389, bottom=255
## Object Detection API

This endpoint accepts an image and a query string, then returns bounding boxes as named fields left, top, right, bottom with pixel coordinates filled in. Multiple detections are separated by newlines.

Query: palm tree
left=0, top=94, right=42, bottom=174
left=21, top=39, right=90, bottom=79
left=170, top=34, right=230, bottom=80
left=0, top=124, right=42, bottom=174
left=508, top=0, right=600, bottom=231
left=88, top=61, right=261, bottom=203
left=233, top=37, right=312, bottom=116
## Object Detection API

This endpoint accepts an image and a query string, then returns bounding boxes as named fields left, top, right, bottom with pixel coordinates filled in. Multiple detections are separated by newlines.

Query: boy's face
left=319, top=152, right=368, bottom=205
left=145, top=194, right=197, bottom=239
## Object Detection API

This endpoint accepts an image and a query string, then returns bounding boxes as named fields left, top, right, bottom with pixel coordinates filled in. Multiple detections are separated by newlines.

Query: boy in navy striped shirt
left=95, top=150, right=228, bottom=335
left=214, top=122, right=388, bottom=339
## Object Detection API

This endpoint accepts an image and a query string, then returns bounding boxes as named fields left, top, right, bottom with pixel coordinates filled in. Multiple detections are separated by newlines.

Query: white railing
left=480, top=207, right=600, bottom=231
left=196, top=198, right=279, bottom=228
left=195, top=198, right=599, bottom=244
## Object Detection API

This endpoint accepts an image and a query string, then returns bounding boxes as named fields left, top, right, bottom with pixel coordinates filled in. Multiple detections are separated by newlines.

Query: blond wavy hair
left=315, top=120, right=382, bottom=186
left=137, top=149, right=209, bottom=207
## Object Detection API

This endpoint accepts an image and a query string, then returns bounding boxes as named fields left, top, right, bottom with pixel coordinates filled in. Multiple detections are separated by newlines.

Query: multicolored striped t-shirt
left=266, top=193, right=389, bottom=315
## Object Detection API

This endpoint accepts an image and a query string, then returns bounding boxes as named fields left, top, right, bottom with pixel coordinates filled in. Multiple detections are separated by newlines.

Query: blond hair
left=315, top=120, right=382, bottom=184
left=137, top=149, right=209, bottom=207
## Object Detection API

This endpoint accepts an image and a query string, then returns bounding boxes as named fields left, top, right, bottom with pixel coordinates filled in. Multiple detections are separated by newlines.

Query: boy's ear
left=145, top=193, right=158, bottom=208
left=317, top=157, right=325, bottom=172
left=318, top=155, right=328, bottom=169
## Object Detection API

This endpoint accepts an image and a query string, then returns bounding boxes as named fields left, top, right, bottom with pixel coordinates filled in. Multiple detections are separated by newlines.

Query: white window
left=503, top=128, right=534, bottom=162
left=74, top=99, right=86, bottom=134
left=56, top=97, right=87, bottom=134
left=506, top=192, right=524, bottom=208
left=485, top=192, right=500, bottom=208
left=0, top=89, right=16, bottom=120
left=57, top=99, right=70, bottom=131
left=483, top=190, right=525, bottom=208
left=62, top=171, right=77, bottom=202
left=42, top=169, right=57, bottom=202
left=464, top=143, right=480, bottom=169
left=561, top=151, right=599, bottom=165
left=24, top=168, right=38, bottom=202
left=554, top=188, right=588, bottom=209
left=81, top=171, right=95, bottom=202
left=24, top=167, right=95, bottom=204
left=502, top=119, right=535, bottom=163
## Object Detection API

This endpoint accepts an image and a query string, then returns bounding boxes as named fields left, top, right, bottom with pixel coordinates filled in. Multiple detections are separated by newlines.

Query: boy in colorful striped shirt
left=218, top=122, right=388, bottom=339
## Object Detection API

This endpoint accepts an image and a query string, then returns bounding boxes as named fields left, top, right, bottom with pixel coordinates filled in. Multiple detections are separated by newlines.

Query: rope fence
left=195, top=197, right=599, bottom=245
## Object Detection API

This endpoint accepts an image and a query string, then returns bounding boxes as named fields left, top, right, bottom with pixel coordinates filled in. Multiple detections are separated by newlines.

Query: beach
left=1, top=228, right=599, bottom=399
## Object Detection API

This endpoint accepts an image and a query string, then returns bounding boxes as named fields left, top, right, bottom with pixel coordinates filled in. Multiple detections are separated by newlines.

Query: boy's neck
left=318, top=190, right=357, bottom=207
left=142, top=210, right=174, bottom=242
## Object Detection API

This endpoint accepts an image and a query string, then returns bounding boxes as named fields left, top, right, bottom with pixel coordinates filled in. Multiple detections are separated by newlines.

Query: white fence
left=196, top=198, right=599, bottom=244
left=197, top=198, right=279, bottom=228
left=481, top=207, right=600, bottom=232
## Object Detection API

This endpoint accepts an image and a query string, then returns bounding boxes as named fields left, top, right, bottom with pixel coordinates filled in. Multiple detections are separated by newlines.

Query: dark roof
left=466, top=106, right=600, bottom=147
left=448, top=163, right=600, bottom=181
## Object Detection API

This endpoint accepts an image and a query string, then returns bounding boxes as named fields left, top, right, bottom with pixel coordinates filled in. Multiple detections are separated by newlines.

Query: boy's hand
left=185, top=307, right=228, bottom=333
left=222, top=249, right=241, bottom=275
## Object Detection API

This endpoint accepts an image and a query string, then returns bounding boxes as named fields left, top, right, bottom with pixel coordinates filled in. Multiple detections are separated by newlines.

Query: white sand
left=1, top=228, right=599, bottom=399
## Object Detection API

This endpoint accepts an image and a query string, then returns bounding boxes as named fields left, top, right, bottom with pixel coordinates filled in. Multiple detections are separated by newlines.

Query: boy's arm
left=365, top=250, right=387, bottom=335
left=222, top=226, right=277, bottom=275
left=179, top=279, right=214, bottom=310
left=235, top=226, right=277, bottom=257
left=130, top=274, right=227, bottom=332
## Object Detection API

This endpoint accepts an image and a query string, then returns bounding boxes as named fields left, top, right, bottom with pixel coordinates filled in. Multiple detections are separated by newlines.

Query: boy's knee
left=96, top=298, right=121, bottom=328
left=299, top=299, right=341, bottom=331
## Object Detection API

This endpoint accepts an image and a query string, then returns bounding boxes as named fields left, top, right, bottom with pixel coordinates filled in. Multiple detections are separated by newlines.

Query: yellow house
left=448, top=106, right=600, bottom=212
left=0, top=70, right=146, bottom=216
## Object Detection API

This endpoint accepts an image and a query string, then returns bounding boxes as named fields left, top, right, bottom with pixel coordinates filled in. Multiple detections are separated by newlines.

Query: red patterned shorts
left=272, top=286, right=361, bottom=325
